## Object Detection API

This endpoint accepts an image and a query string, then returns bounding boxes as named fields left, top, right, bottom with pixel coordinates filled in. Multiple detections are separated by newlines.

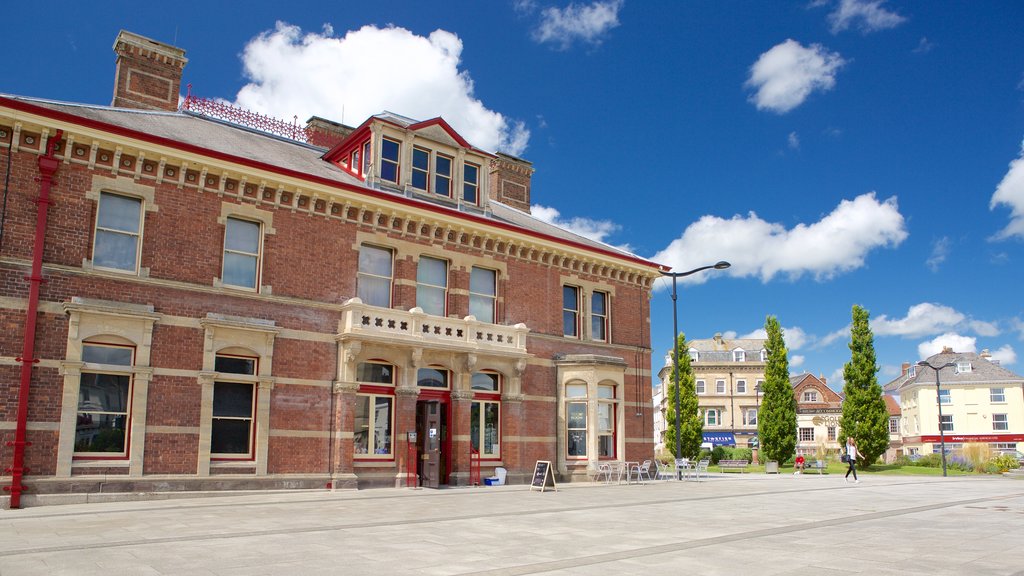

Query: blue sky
left=4, top=1, right=1024, bottom=390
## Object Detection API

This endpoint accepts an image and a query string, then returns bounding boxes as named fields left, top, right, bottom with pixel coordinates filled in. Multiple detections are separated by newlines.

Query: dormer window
left=688, top=349, right=699, bottom=362
left=380, top=138, right=400, bottom=184
left=412, top=147, right=430, bottom=191
left=760, top=349, right=767, bottom=362
left=463, top=162, right=480, bottom=204
left=733, top=349, right=745, bottom=362
left=956, top=362, right=972, bottom=374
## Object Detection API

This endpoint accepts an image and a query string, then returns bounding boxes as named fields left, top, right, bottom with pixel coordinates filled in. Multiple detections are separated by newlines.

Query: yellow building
left=888, top=349, right=1024, bottom=456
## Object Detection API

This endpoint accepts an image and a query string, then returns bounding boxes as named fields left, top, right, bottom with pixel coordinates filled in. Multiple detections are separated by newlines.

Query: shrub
left=913, top=453, right=943, bottom=468
left=989, top=453, right=1021, bottom=472
left=711, top=446, right=727, bottom=464
left=946, top=455, right=974, bottom=472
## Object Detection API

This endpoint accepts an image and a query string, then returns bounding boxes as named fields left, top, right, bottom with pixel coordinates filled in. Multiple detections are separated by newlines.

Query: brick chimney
left=901, top=362, right=910, bottom=376
left=111, top=30, right=188, bottom=112
left=489, top=152, right=533, bottom=213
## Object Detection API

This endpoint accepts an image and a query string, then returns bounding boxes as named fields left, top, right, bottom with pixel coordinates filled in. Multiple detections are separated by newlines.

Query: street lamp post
left=917, top=360, right=955, bottom=477
left=663, top=261, right=730, bottom=477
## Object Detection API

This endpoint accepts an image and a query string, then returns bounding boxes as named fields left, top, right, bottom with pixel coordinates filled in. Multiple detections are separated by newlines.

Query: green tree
left=664, top=332, right=703, bottom=459
left=758, top=315, right=796, bottom=463
left=839, top=305, right=889, bottom=467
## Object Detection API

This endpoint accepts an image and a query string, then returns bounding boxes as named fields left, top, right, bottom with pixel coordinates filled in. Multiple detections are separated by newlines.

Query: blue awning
left=702, top=432, right=737, bottom=446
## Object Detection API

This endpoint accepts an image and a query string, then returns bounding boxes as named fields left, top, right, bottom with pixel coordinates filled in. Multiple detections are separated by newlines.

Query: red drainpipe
left=5, top=129, right=62, bottom=509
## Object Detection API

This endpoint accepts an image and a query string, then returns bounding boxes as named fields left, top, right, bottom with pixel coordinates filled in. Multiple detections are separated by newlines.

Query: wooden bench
left=718, top=459, right=749, bottom=473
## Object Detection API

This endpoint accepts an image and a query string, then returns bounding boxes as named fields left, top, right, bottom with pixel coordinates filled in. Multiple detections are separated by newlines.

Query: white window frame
left=743, top=408, right=757, bottom=426
left=688, top=349, right=699, bottom=362
left=938, top=389, right=951, bottom=405
left=591, top=290, right=609, bottom=343
left=211, top=354, right=259, bottom=460
left=74, top=342, right=135, bottom=458
left=357, top=244, right=394, bottom=308
left=92, top=191, right=144, bottom=274
left=940, top=414, right=953, bottom=432
left=416, top=256, right=448, bottom=317
left=889, top=416, right=899, bottom=434
left=956, top=362, right=972, bottom=374
left=736, top=380, right=747, bottom=394
left=732, top=349, right=745, bottom=362
left=380, top=137, right=401, bottom=184
left=992, top=414, right=1009, bottom=431
left=463, top=162, right=480, bottom=204
left=221, top=217, right=262, bottom=290
left=803, top=390, right=818, bottom=402
left=799, top=427, right=814, bottom=442
left=354, top=394, right=394, bottom=459
left=715, top=380, right=726, bottom=394
left=469, top=267, right=497, bottom=324
left=563, top=285, right=581, bottom=338
left=696, top=380, right=705, bottom=395
left=990, top=388, right=1006, bottom=403
left=705, top=408, right=719, bottom=426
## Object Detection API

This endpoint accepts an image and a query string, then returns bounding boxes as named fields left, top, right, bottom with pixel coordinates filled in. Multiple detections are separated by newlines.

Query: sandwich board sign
left=530, top=460, right=557, bottom=492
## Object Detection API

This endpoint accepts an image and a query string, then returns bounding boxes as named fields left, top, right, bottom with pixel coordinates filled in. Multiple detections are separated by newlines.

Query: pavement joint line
left=0, top=477, right=966, bottom=521
left=456, top=493, right=1024, bottom=576
left=2, top=483, right=1020, bottom=560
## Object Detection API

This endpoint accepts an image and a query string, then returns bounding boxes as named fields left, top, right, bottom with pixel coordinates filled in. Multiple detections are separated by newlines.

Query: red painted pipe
left=5, top=130, right=61, bottom=508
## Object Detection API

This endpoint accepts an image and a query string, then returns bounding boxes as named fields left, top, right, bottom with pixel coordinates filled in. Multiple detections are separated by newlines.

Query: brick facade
left=0, top=32, right=661, bottom=505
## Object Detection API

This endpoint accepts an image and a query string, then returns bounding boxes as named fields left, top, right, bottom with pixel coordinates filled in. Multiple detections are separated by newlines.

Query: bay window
left=463, top=162, right=479, bottom=204
left=380, top=138, right=400, bottom=183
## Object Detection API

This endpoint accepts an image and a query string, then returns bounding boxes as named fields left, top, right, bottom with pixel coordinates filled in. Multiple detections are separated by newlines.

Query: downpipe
left=4, top=129, right=62, bottom=508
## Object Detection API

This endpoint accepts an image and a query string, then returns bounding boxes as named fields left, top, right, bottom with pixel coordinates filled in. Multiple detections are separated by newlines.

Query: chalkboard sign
left=530, top=460, right=557, bottom=492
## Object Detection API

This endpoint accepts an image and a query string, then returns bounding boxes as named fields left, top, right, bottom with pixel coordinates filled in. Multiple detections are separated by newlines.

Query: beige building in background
left=886, top=349, right=1024, bottom=456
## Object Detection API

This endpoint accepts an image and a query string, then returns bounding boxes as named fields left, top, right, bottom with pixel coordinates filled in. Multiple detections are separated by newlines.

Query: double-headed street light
left=662, top=261, right=730, bottom=475
left=917, top=360, right=956, bottom=477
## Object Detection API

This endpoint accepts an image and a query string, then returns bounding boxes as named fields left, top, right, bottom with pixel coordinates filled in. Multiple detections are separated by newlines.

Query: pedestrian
left=844, top=436, right=860, bottom=484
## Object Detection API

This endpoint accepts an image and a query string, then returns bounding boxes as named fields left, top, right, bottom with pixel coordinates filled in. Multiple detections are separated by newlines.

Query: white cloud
left=925, top=237, right=950, bottom=272
left=533, top=0, right=623, bottom=50
left=989, top=140, right=1024, bottom=241
left=788, top=131, right=800, bottom=149
left=651, top=192, right=907, bottom=285
left=872, top=303, right=965, bottom=338
left=531, top=204, right=630, bottom=250
left=818, top=326, right=850, bottom=348
left=790, top=354, right=806, bottom=368
left=989, top=344, right=1017, bottom=365
left=232, top=22, right=529, bottom=156
left=917, top=333, right=977, bottom=359
left=1013, top=317, right=1024, bottom=340
left=740, top=326, right=808, bottom=350
left=720, top=331, right=738, bottom=340
left=745, top=39, right=845, bottom=114
left=872, top=303, right=1000, bottom=339
left=828, top=0, right=906, bottom=34
left=828, top=367, right=845, bottom=391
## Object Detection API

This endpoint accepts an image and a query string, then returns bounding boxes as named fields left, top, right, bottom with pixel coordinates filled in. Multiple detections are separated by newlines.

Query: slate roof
left=3, top=95, right=654, bottom=267
left=688, top=336, right=766, bottom=352
left=886, top=351, right=1024, bottom=393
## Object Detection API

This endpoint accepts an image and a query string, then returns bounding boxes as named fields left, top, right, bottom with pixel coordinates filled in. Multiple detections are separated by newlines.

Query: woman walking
left=844, top=436, right=860, bottom=484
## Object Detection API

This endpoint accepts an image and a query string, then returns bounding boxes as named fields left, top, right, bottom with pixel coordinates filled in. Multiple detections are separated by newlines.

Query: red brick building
left=0, top=31, right=663, bottom=506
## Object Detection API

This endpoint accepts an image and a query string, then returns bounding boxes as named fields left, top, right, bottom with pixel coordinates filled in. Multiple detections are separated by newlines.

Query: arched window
left=355, top=361, right=396, bottom=459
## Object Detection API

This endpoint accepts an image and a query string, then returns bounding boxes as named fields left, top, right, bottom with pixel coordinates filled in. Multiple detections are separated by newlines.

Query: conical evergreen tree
left=758, top=316, right=796, bottom=463
left=664, top=332, right=703, bottom=459
left=839, top=305, right=889, bottom=467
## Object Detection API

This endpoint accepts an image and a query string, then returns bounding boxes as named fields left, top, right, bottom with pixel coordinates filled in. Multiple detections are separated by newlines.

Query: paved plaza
left=1, top=473, right=1023, bottom=575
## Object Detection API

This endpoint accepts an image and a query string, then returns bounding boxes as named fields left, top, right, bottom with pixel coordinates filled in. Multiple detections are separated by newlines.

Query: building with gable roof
left=884, top=348, right=1024, bottom=457
left=0, top=31, right=664, bottom=506
left=791, top=372, right=844, bottom=457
